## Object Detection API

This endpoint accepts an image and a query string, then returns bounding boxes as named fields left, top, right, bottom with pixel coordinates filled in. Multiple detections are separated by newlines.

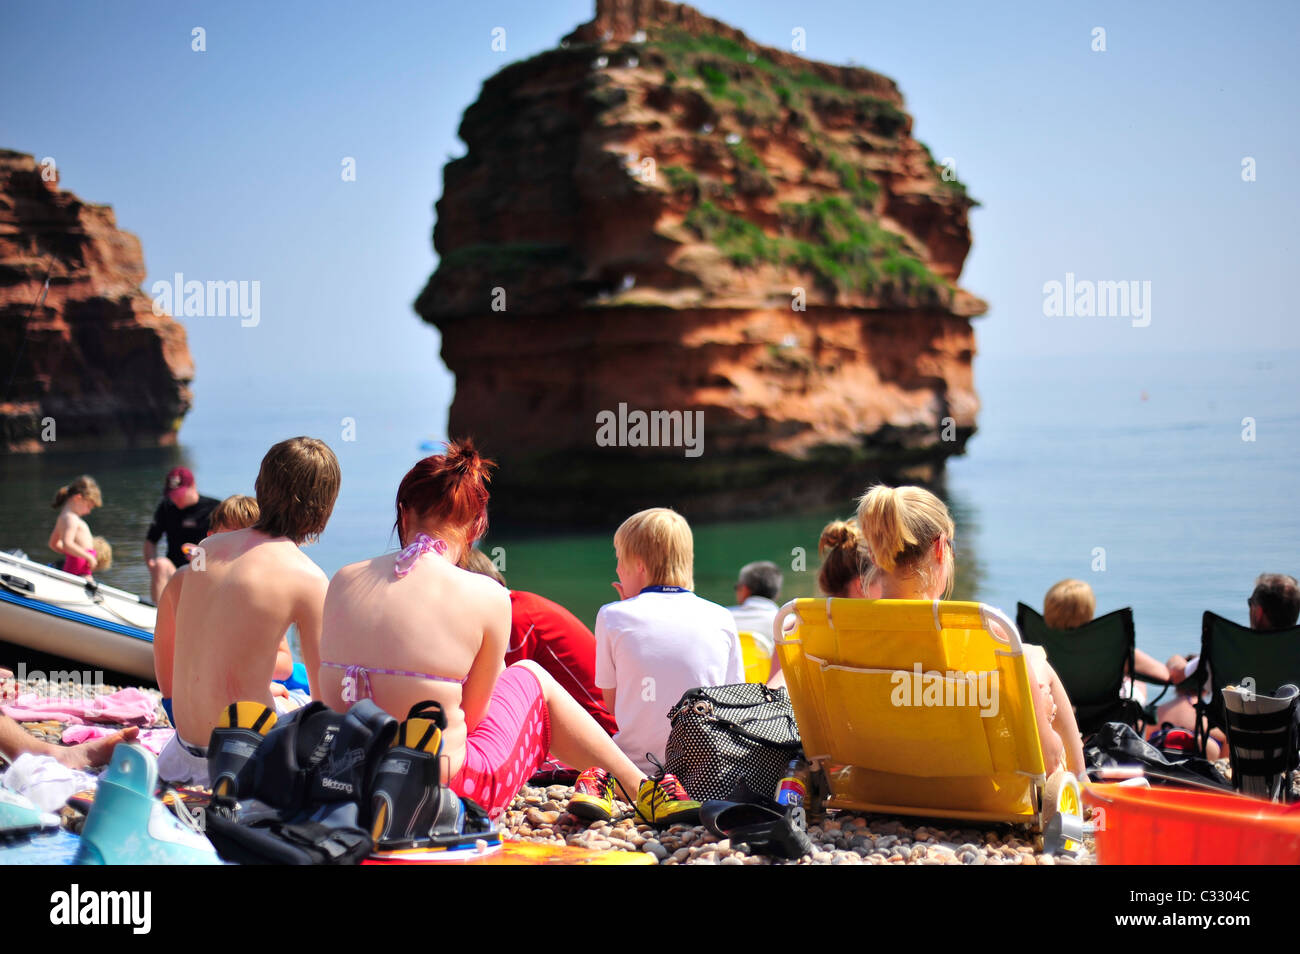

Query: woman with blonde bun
left=770, top=520, right=884, bottom=688
left=857, top=484, right=1086, bottom=776
left=817, top=519, right=882, bottom=599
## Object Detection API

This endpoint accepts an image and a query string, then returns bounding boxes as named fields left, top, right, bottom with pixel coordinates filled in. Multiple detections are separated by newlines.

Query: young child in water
left=48, top=476, right=107, bottom=578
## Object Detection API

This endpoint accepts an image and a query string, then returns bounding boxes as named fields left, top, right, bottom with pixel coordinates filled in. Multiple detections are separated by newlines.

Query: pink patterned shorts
left=450, top=663, right=551, bottom=818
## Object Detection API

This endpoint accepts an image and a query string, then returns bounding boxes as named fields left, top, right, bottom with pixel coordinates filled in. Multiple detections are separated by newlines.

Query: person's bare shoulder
left=165, top=565, right=189, bottom=598
left=283, top=547, right=329, bottom=590
left=454, top=563, right=511, bottom=606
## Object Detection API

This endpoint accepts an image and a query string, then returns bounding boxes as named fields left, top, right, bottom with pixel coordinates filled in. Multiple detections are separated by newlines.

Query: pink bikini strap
left=394, top=532, right=448, bottom=578
left=321, top=661, right=466, bottom=704
left=338, top=664, right=372, bottom=704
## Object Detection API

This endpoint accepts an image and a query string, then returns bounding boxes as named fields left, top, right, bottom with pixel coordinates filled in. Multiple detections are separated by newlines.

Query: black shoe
left=700, top=799, right=814, bottom=859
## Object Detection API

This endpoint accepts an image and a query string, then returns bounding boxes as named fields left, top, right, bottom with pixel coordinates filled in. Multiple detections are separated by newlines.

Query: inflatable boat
left=0, top=550, right=156, bottom=683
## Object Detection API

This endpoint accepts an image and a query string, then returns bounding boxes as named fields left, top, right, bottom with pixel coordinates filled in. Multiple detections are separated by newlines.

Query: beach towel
left=1, top=687, right=159, bottom=726
left=62, top=725, right=174, bottom=757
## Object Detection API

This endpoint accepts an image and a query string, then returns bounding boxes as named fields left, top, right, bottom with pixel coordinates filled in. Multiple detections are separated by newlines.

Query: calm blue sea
left=2, top=349, right=1295, bottom=666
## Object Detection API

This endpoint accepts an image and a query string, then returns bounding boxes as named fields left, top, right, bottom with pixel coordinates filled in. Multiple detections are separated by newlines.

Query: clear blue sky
left=3, top=0, right=1297, bottom=423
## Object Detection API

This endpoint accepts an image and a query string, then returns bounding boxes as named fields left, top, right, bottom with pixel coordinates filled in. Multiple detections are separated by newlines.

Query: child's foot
left=568, top=766, right=617, bottom=822
left=635, top=773, right=701, bottom=827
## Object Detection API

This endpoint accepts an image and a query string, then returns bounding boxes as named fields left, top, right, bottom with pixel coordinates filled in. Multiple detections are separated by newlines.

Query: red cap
left=164, top=467, right=195, bottom=491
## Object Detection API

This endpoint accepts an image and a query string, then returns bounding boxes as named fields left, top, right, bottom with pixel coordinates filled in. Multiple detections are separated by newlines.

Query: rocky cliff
left=0, top=150, right=193, bottom=452
left=417, top=0, right=986, bottom=524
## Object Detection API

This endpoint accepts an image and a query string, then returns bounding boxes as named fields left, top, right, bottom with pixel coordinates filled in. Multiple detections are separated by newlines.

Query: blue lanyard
left=641, top=585, right=688, bottom=593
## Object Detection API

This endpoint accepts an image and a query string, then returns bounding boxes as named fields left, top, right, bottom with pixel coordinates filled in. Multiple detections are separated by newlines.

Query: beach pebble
left=642, top=840, right=669, bottom=861
left=525, top=808, right=560, bottom=827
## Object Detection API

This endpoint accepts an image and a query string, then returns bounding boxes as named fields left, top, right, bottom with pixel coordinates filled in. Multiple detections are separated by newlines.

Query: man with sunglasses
left=1159, top=574, right=1300, bottom=758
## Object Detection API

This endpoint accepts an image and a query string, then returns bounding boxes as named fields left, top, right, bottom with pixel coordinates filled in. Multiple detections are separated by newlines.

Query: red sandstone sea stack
left=0, top=150, right=193, bottom=452
left=416, top=0, right=987, bottom=524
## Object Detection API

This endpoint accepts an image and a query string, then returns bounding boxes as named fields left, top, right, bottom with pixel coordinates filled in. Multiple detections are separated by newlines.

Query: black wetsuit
left=146, top=495, right=219, bottom=566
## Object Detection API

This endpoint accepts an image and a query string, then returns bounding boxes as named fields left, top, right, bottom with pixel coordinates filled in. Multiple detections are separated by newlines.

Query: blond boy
left=595, top=508, right=743, bottom=773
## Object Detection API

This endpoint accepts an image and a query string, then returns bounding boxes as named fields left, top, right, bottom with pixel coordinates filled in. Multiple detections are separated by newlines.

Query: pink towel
left=61, top=725, right=174, bottom=757
left=1, top=687, right=159, bottom=726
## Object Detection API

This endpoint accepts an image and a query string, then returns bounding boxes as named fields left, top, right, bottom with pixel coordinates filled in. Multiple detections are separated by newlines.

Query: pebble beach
left=501, top=783, right=1097, bottom=865
left=3, top=672, right=1106, bottom=865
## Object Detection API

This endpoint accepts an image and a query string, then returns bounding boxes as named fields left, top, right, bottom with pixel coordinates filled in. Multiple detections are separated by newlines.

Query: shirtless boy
left=157, top=438, right=340, bottom=786
left=153, top=495, right=295, bottom=727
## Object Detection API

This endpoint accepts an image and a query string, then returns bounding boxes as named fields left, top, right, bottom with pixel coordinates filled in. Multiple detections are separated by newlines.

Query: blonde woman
left=858, top=485, right=1086, bottom=776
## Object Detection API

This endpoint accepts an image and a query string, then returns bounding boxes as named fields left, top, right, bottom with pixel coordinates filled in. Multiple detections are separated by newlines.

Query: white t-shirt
left=595, top=588, right=744, bottom=774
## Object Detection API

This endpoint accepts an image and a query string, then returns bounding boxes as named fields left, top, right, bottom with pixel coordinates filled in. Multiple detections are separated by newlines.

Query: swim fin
left=75, top=743, right=221, bottom=865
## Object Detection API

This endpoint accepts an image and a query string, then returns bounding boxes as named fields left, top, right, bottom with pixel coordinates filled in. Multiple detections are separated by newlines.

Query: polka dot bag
left=662, top=684, right=802, bottom=803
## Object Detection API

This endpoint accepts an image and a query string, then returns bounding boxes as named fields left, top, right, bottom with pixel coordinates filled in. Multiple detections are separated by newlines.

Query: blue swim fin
left=74, top=743, right=222, bottom=865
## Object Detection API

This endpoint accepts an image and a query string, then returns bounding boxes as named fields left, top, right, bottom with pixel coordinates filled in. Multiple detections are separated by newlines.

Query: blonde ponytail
left=855, top=484, right=955, bottom=598
left=857, top=485, right=917, bottom=573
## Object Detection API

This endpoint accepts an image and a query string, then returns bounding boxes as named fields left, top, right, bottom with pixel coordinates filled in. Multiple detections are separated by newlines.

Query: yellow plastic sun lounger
left=774, top=598, right=1082, bottom=831
left=737, top=630, right=773, bottom=684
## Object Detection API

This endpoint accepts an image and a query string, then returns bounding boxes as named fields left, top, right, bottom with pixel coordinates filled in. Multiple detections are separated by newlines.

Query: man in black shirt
left=145, top=467, right=219, bottom=602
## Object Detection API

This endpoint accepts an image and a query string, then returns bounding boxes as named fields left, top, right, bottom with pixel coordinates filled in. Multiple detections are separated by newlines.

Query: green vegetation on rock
left=726, top=138, right=766, bottom=173
left=918, top=141, right=973, bottom=200
left=822, top=151, right=880, bottom=208
left=685, top=198, right=948, bottom=300
left=663, top=165, right=700, bottom=193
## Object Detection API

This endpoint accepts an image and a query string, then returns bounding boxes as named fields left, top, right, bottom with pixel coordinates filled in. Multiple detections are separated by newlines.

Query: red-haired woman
left=316, top=440, right=698, bottom=827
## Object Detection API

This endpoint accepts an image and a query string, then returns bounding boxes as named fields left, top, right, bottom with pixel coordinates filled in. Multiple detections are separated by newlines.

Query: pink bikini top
left=322, top=533, right=465, bottom=704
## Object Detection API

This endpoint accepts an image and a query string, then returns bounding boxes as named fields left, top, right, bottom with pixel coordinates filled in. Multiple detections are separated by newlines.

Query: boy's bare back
left=171, top=528, right=327, bottom=743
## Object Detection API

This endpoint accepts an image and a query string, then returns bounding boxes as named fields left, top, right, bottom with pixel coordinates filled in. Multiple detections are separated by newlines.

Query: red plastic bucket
left=1084, top=783, right=1300, bottom=865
